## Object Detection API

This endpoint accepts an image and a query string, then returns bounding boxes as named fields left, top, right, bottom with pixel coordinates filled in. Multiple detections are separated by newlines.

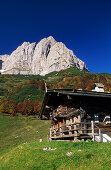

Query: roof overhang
left=40, top=89, right=111, bottom=119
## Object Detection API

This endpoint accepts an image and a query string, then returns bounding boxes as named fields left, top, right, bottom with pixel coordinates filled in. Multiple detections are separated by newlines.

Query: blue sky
left=0, top=0, right=111, bottom=73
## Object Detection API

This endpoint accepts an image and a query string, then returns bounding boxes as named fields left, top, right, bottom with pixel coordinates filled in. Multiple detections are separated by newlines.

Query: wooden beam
left=69, top=118, right=72, bottom=135
left=51, top=133, right=92, bottom=139
left=74, top=117, right=77, bottom=140
left=91, top=121, right=94, bottom=141
left=99, top=128, right=102, bottom=142
left=54, top=125, right=56, bottom=137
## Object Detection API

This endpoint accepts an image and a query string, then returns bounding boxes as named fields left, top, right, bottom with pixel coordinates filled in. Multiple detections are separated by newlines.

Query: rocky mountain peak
left=0, top=36, right=88, bottom=75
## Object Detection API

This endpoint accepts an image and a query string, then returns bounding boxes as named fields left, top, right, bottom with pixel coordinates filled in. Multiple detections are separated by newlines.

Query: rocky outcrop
left=0, top=36, right=88, bottom=75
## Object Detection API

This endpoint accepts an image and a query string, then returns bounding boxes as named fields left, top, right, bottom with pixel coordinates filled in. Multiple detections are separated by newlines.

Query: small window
left=94, top=114, right=99, bottom=122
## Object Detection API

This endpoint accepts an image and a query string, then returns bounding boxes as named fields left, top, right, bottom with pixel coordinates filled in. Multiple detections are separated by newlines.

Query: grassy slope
left=0, top=115, right=111, bottom=169
left=8, top=84, right=45, bottom=102
left=0, top=115, right=50, bottom=156
left=0, top=74, right=44, bottom=96
left=0, top=141, right=111, bottom=169
left=0, top=67, right=111, bottom=102
left=0, top=67, right=86, bottom=103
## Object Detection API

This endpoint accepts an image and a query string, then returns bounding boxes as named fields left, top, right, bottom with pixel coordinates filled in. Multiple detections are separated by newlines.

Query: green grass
left=0, top=141, right=111, bottom=169
left=1, top=115, right=111, bottom=169
left=0, top=114, right=50, bottom=156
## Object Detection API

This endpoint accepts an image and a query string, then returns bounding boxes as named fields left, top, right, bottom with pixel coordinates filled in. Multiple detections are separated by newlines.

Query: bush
left=0, top=100, right=16, bottom=115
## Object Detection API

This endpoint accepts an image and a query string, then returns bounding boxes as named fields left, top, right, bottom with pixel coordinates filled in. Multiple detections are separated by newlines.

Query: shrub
left=0, top=100, right=16, bottom=115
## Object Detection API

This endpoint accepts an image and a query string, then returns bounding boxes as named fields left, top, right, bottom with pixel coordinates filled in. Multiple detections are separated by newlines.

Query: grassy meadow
left=0, top=114, right=50, bottom=156
left=0, top=115, right=111, bottom=169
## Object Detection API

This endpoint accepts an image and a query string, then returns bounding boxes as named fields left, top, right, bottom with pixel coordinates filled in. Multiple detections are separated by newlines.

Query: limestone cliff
left=0, top=36, right=88, bottom=75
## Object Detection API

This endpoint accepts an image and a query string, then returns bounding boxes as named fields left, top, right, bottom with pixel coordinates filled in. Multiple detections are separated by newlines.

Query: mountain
left=0, top=36, right=88, bottom=75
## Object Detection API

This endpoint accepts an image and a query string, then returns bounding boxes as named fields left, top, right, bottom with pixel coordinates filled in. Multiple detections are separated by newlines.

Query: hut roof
left=40, top=89, right=111, bottom=119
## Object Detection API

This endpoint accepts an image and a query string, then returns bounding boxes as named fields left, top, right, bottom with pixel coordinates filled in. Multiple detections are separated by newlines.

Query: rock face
left=0, top=36, right=88, bottom=75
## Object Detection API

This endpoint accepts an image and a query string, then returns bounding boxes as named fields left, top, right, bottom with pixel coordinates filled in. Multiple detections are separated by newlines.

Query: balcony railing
left=50, top=121, right=93, bottom=140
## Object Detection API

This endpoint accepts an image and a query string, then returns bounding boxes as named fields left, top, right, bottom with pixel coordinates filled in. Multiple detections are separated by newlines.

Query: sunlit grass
left=0, top=115, right=50, bottom=156
left=0, top=141, right=111, bottom=169
left=1, top=115, right=111, bottom=169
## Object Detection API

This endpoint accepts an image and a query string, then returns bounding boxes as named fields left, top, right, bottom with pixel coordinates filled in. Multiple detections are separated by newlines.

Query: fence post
left=60, top=125, right=62, bottom=136
left=54, top=125, right=56, bottom=137
left=74, top=117, right=77, bottom=141
left=69, top=118, right=72, bottom=135
left=99, top=128, right=102, bottom=142
left=91, top=121, right=94, bottom=141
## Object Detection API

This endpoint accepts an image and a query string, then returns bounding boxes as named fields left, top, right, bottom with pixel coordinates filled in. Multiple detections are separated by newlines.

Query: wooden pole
left=50, top=119, right=52, bottom=141
left=69, top=118, right=72, bottom=135
left=91, top=121, right=94, bottom=141
left=78, top=115, right=81, bottom=122
left=69, top=125, right=72, bottom=135
left=60, top=122, right=62, bottom=137
left=74, top=117, right=77, bottom=141
left=45, top=83, right=47, bottom=92
left=54, top=124, right=56, bottom=137
left=99, top=128, right=102, bottom=142
left=78, top=115, right=82, bottom=134
left=84, top=119, right=86, bottom=134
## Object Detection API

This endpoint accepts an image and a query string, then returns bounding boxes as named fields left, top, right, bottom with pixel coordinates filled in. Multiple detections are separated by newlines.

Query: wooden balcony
left=50, top=121, right=94, bottom=141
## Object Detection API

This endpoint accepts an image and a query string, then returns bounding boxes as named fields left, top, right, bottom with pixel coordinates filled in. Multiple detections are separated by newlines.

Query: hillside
left=1, top=137, right=111, bottom=169
left=0, top=67, right=111, bottom=116
left=0, top=114, right=111, bottom=170
left=0, top=115, right=50, bottom=156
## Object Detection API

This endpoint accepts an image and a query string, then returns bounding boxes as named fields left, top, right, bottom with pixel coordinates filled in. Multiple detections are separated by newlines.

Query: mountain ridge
left=0, top=36, right=88, bottom=75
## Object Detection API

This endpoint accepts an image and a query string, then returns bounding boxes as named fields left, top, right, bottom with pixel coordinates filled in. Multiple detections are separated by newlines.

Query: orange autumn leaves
left=0, top=100, right=42, bottom=115
left=48, top=73, right=111, bottom=92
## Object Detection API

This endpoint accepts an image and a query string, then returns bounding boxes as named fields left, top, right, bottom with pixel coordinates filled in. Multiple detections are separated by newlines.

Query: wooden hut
left=40, top=88, right=111, bottom=141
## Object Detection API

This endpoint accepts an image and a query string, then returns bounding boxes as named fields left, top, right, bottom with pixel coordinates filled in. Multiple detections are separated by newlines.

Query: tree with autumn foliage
left=21, top=101, right=34, bottom=115
left=35, top=81, right=45, bottom=90
left=99, top=75, right=107, bottom=84
left=33, top=101, right=42, bottom=114
left=0, top=100, right=16, bottom=115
